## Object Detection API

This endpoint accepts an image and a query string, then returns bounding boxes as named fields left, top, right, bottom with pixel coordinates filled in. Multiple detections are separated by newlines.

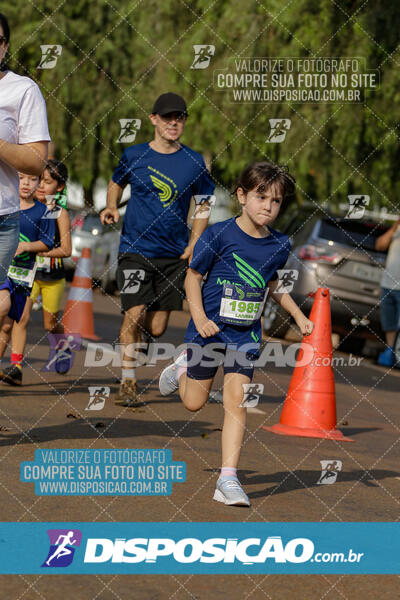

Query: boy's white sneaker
left=159, top=350, right=187, bottom=396
left=213, top=479, right=250, bottom=507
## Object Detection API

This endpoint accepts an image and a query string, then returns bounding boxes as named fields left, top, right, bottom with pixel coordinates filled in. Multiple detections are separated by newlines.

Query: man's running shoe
left=213, top=479, right=250, bottom=507
left=55, top=348, right=73, bottom=374
left=0, top=364, right=23, bottom=386
left=115, top=378, right=138, bottom=407
left=158, top=350, right=187, bottom=396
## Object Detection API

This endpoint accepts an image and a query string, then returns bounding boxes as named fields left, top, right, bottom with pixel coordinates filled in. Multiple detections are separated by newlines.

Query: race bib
left=219, top=284, right=267, bottom=326
left=36, top=255, right=51, bottom=272
left=8, top=263, right=38, bottom=288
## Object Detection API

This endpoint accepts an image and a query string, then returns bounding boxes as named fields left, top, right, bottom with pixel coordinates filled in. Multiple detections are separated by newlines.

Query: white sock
left=175, top=350, right=187, bottom=380
left=122, top=368, right=135, bottom=380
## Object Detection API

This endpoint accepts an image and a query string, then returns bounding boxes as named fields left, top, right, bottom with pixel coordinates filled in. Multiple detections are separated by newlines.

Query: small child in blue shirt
left=0, top=172, right=54, bottom=381
left=159, top=161, right=313, bottom=507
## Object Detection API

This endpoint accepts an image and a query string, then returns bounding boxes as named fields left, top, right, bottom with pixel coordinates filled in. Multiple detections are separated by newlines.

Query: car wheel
left=263, top=297, right=291, bottom=338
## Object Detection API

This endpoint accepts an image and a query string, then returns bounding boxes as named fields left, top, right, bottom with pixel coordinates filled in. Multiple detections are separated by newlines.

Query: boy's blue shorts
left=0, top=278, right=29, bottom=323
left=186, top=343, right=255, bottom=381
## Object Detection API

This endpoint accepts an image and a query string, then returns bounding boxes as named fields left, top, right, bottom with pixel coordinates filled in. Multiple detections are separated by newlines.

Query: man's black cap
left=152, top=92, right=188, bottom=116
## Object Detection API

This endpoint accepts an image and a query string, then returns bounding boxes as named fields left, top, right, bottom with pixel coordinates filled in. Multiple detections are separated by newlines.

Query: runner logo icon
left=192, top=195, right=216, bottom=219
left=117, top=119, right=141, bottom=143
left=86, top=386, right=110, bottom=411
left=266, top=119, right=291, bottom=143
left=43, top=334, right=82, bottom=373
left=191, top=45, right=215, bottom=69
left=42, top=529, right=82, bottom=568
left=346, top=195, right=370, bottom=219
left=121, top=269, right=145, bottom=294
left=41, top=195, right=62, bottom=219
left=317, top=460, right=343, bottom=485
left=37, top=45, right=62, bottom=69
left=239, top=383, right=264, bottom=408
left=275, top=269, right=299, bottom=293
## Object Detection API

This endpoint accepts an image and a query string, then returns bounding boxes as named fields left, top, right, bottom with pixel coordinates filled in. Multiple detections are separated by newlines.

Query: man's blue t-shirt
left=184, top=217, right=291, bottom=349
left=112, top=142, right=215, bottom=258
left=14, top=200, right=55, bottom=269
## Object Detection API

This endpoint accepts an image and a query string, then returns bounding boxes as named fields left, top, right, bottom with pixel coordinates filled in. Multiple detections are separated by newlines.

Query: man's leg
left=116, top=303, right=146, bottom=405
left=144, top=310, right=171, bottom=338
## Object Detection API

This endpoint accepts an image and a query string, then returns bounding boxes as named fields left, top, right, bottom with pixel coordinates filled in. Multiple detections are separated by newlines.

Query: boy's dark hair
left=233, top=161, right=296, bottom=199
left=45, top=160, right=69, bottom=185
left=0, top=13, right=10, bottom=72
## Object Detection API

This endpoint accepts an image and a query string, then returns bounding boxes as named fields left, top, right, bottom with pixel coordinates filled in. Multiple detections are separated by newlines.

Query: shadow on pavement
left=218, top=468, right=400, bottom=498
left=0, top=418, right=215, bottom=446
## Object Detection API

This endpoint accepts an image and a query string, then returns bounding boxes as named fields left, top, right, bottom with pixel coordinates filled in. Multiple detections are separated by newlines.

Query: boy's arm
left=268, top=279, right=314, bottom=335
left=185, top=267, right=220, bottom=338
left=39, top=209, right=72, bottom=258
left=14, top=240, right=49, bottom=257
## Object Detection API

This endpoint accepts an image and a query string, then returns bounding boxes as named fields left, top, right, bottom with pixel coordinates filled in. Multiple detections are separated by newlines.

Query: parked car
left=64, top=212, right=121, bottom=289
left=91, top=218, right=122, bottom=294
left=263, top=207, right=389, bottom=353
left=64, top=213, right=103, bottom=274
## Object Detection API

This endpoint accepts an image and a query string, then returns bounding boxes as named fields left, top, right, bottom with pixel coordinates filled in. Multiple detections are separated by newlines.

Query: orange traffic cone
left=62, top=247, right=99, bottom=340
left=263, top=288, right=353, bottom=441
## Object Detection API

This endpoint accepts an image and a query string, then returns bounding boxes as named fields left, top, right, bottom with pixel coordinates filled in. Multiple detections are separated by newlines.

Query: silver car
left=91, top=218, right=122, bottom=294
left=263, top=209, right=388, bottom=353
left=64, top=213, right=120, bottom=290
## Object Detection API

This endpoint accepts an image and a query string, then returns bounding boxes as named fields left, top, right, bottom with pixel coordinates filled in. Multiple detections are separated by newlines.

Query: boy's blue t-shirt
left=112, top=142, right=215, bottom=258
left=14, top=200, right=55, bottom=269
left=184, top=218, right=291, bottom=349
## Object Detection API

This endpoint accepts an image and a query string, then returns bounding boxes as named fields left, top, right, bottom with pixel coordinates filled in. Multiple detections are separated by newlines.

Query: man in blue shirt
left=101, top=92, right=215, bottom=405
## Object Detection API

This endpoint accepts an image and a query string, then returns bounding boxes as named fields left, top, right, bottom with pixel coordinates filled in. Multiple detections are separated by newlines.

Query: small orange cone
left=62, top=247, right=99, bottom=340
left=263, top=288, right=353, bottom=441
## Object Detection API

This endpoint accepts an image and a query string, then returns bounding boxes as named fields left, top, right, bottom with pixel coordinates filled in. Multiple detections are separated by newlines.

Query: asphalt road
left=0, top=287, right=399, bottom=599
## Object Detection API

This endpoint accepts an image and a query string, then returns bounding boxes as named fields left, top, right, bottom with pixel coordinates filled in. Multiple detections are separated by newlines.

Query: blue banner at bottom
left=0, top=522, right=398, bottom=574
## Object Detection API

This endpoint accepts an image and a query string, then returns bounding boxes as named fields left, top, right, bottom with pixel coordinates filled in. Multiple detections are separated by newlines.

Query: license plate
left=351, top=262, right=382, bottom=283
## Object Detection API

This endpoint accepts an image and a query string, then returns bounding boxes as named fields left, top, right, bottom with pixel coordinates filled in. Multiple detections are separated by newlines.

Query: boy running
left=0, top=172, right=54, bottom=384
left=159, top=162, right=313, bottom=506
left=0, top=160, right=71, bottom=385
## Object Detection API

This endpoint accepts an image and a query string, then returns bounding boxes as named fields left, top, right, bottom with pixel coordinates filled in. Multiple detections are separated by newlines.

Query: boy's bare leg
left=221, top=373, right=249, bottom=469
left=179, top=374, right=213, bottom=412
